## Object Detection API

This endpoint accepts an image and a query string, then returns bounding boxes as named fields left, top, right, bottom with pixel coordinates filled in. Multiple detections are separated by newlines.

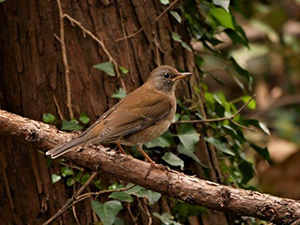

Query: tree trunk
left=0, top=0, right=228, bottom=224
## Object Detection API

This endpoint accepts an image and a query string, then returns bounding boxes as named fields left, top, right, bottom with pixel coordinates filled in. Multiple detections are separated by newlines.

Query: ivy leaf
left=177, top=144, right=207, bottom=168
left=119, top=66, right=129, bottom=74
left=109, top=192, right=134, bottom=203
left=170, top=11, right=182, bottom=23
left=113, top=217, right=124, bottom=225
left=173, top=202, right=207, bottom=222
left=250, top=144, right=270, bottom=161
left=61, top=119, right=83, bottom=131
left=79, top=113, right=90, bottom=124
left=238, top=159, right=254, bottom=184
left=178, top=116, right=200, bottom=152
left=125, top=185, right=161, bottom=205
left=171, top=32, right=192, bottom=51
left=160, top=0, right=169, bottom=5
left=91, top=200, right=123, bottom=225
left=51, top=174, right=61, bottom=183
left=204, top=137, right=235, bottom=156
left=241, top=96, right=256, bottom=110
left=111, top=88, right=127, bottom=99
left=213, top=0, right=230, bottom=12
left=67, top=177, right=75, bottom=186
left=230, top=57, right=253, bottom=90
left=93, top=62, right=115, bottom=76
left=162, top=152, right=184, bottom=170
left=145, top=130, right=175, bottom=148
left=43, top=113, right=55, bottom=123
left=136, top=190, right=161, bottom=205
left=80, top=172, right=91, bottom=185
left=153, top=212, right=181, bottom=225
left=244, top=119, right=270, bottom=135
left=210, top=7, right=235, bottom=29
left=61, top=166, right=74, bottom=177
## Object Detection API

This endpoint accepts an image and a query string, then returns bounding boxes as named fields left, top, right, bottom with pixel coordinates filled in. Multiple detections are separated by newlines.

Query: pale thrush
left=46, top=65, right=192, bottom=166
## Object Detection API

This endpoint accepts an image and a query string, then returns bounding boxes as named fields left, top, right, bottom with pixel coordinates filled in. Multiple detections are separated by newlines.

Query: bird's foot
left=144, top=162, right=167, bottom=179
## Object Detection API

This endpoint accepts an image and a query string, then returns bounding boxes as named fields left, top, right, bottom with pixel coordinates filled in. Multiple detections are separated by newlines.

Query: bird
left=46, top=65, right=192, bottom=167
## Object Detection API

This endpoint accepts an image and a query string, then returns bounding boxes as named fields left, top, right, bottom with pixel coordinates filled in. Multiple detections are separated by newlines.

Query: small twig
left=56, top=0, right=74, bottom=119
left=62, top=14, right=126, bottom=91
left=43, top=172, right=98, bottom=225
left=72, top=205, right=80, bottom=225
left=174, top=95, right=256, bottom=125
left=115, top=0, right=179, bottom=42
left=54, top=33, right=62, bottom=43
left=53, top=95, right=64, bottom=121
left=127, top=203, right=138, bottom=225
left=231, top=120, right=257, bottom=132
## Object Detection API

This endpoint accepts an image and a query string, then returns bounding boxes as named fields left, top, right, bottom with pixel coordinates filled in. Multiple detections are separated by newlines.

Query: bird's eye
left=163, top=73, right=170, bottom=79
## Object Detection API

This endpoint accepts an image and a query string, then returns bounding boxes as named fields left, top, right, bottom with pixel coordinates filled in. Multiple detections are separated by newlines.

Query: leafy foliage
left=93, top=62, right=115, bottom=76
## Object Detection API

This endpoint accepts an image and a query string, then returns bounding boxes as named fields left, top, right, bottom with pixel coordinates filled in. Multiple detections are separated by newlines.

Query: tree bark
left=0, top=109, right=300, bottom=225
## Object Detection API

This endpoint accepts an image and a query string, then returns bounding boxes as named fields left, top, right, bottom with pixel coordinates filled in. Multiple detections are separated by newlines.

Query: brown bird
left=46, top=65, right=192, bottom=166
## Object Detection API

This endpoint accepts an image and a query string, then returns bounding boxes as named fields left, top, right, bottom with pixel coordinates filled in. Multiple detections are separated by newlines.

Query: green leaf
left=177, top=144, right=207, bottom=167
left=80, top=172, right=91, bottom=185
left=241, top=96, right=256, bottom=110
left=91, top=200, right=123, bottom=225
left=244, top=119, right=270, bottom=135
left=94, top=180, right=103, bottom=190
left=213, top=0, right=230, bottom=12
left=43, top=113, right=55, bottom=123
left=153, top=212, right=181, bottom=225
left=230, top=57, right=252, bottom=89
left=136, top=190, right=161, bottom=205
left=171, top=32, right=192, bottom=51
left=113, top=217, right=124, bottom=225
left=204, top=137, right=235, bottom=156
left=119, top=66, right=129, bottom=74
left=178, top=116, right=200, bottom=152
left=172, top=202, right=207, bottom=222
left=93, top=62, right=115, bottom=76
left=0, top=0, right=6, bottom=3
left=145, top=130, right=175, bottom=148
left=61, top=167, right=74, bottom=177
left=238, top=159, right=254, bottom=184
left=210, top=7, right=235, bottom=29
left=170, top=11, right=182, bottom=23
left=67, top=177, right=75, bottom=186
left=171, top=32, right=181, bottom=42
left=162, top=152, right=184, bottom=170
left=109, top=192, right=134, bottom=203
left=172, top=114, right=181, bottom=123
left=52, top=174, right=61, bottom=183
left=125, top=185, right=144, bottom=195
left=111, top=88, right=127, bottom=99
left=125, top=185, right=161, bottom=205
left=79, top=113, right=90, bottom=124
left=61, top=119, right=83, bottom=131
left=159, top=0, right=169, bottom=5
left=250, top=144, right=270, bottom=161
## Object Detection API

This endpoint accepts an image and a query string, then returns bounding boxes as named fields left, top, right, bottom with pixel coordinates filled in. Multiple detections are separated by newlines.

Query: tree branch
left=0, top=109, right=299, bottom=224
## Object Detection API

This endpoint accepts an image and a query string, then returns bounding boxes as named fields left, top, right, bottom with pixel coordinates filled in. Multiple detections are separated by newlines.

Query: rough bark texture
left=0, top=0, right=224, bottom=224
left=1, top=109, right=300, bottom=225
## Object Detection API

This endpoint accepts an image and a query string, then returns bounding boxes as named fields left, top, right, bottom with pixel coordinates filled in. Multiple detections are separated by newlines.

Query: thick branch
left=0, top=109, right=299, bottom=224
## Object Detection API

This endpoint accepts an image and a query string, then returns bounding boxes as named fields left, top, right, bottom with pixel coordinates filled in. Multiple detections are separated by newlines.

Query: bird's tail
left=46, top=136, right=88, bottom=159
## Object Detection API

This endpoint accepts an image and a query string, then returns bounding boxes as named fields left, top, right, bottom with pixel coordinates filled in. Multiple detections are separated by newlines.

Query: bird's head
left=146, top=65, right=192, bottom=93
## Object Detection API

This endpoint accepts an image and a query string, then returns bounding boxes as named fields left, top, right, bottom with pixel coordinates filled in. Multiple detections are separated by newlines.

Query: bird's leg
left=116, top=143, right=126, bottom=154
left=137, top=146, right=156, bottom=167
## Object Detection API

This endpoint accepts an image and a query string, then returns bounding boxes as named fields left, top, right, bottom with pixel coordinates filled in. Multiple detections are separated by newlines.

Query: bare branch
left=174, top=95, right=257, bottom=131
left=0, top=109, right=299, bottom=224
left=56, top=0, right=74, bottom=118
left=115, top=0, right=179, bottom=42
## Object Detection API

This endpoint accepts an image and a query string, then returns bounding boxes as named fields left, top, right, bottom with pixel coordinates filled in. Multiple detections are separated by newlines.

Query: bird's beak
left=172, top=72, right=193, bottom=81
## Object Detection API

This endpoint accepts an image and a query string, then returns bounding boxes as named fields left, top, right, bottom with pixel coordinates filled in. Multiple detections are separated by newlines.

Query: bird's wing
left=86, top=90, right=173, bottom=142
